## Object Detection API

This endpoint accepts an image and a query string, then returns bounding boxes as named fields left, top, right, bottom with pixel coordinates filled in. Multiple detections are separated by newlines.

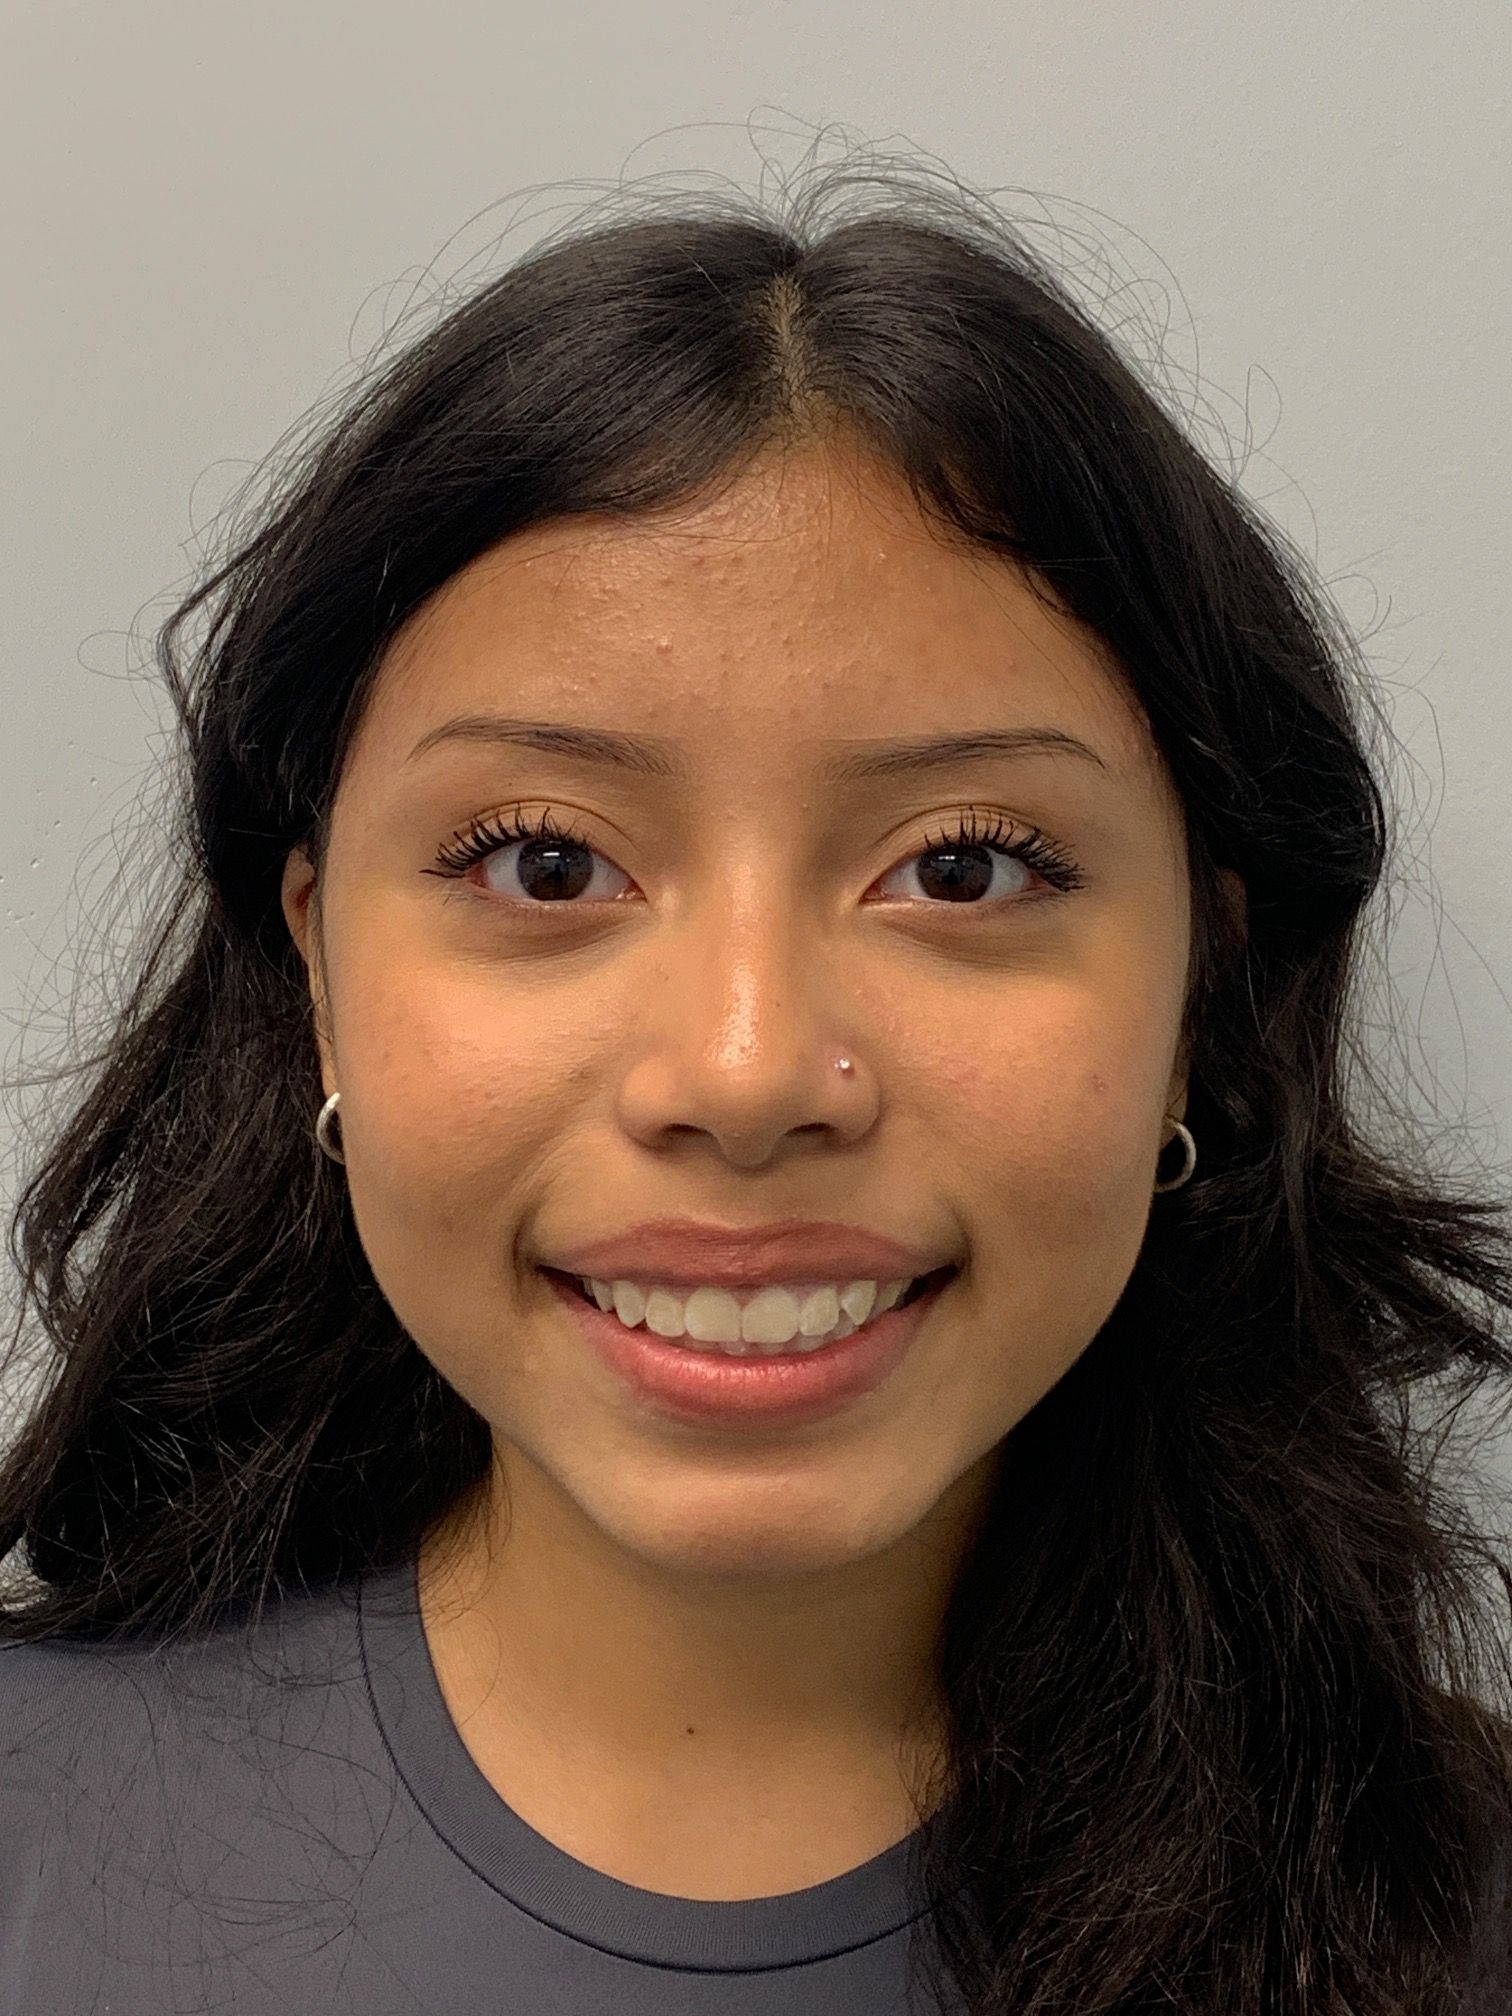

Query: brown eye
left=429, top=806, right=630, bottom=905
left=426, top=803, right=1085, bottom=912
left=874, top=809, right=1085, bottom=908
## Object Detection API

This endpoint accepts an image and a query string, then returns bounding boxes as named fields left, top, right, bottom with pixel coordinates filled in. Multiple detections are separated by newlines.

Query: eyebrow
left=405, top=715, right=1109, bottom=783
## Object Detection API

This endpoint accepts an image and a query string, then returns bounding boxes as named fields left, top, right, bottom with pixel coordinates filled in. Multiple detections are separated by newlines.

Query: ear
left=281, top=846, right=317, bottom=966
left=1165, top=1056, right=1189, bottom=1130
left=1165, top=867, right=1247, bottom=1124
left=280, top=846, right=335, bottom=1088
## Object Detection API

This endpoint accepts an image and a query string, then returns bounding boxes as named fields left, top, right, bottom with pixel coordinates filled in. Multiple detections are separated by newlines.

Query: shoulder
left=0, top=1576, right=370, bottom=1778
left=0, top=1632, right=175, bottom=1921
left=1, top=1579, right=378, bottom=1901
left=0, top=1631, right=158, bottom=1757
left=0, top=1579, right=401, bottom=2009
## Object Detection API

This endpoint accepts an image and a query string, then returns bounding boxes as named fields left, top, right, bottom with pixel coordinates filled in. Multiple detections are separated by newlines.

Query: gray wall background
left=3, top=5, right=1509, bottom=1468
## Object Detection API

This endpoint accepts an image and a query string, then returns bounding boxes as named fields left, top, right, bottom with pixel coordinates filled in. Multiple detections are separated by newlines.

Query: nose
left=612, top=898, right=876, bottom=1167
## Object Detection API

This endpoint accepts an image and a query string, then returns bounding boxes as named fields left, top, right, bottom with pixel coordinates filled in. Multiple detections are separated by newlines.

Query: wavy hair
left=4, top=151, right=1512, bottom=2013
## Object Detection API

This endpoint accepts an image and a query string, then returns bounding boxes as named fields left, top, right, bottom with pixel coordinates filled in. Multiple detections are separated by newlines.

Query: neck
left=413, top=1452, right=985, bottom=1897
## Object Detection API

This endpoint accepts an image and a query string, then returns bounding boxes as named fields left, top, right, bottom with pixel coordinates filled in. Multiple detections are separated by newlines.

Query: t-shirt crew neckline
left=357, top=1547, right=935, bottom=1972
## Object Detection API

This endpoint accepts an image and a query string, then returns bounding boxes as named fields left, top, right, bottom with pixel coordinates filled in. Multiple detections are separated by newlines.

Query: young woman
left=2, top=161, right=1510, bottom=2015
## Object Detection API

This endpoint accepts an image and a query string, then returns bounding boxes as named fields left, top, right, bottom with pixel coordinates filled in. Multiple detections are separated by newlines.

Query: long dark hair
left=5, top=152, right=1512, bottom=2013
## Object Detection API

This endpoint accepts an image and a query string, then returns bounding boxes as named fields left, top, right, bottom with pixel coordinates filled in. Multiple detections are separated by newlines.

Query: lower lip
left=540, top=1266, right=956, bottom=1427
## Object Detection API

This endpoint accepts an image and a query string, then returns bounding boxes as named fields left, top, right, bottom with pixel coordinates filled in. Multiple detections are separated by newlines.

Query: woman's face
left=282, top=437, right=1201, bottom=1586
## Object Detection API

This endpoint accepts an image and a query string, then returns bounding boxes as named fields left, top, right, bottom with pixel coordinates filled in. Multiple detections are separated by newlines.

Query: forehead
left=358, top=440, right=1158, bottom=788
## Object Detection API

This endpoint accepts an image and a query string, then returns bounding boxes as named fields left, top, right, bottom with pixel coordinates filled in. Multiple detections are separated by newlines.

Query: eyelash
left=426, top=803, right=1086, bottom=910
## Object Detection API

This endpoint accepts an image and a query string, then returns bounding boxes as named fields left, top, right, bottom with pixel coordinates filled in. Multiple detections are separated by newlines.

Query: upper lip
left=538, top=1219, right=955, bottom=1291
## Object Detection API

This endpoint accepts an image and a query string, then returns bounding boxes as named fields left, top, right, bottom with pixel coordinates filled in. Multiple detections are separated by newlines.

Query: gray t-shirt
left=0, top=1550, right=964, bottom=2014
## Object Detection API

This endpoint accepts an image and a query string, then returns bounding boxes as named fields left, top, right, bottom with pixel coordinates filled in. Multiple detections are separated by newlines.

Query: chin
left=589, top=1476, right=919, bottom=1581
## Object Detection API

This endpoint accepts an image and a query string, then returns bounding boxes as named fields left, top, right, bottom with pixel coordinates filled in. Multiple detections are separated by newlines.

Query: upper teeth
left=579, top=1275, right=917, bottom=1351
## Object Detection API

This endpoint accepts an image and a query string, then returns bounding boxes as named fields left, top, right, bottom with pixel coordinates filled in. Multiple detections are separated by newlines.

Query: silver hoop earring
left=315, top=1089, right=345, bottom=1165
left=1153, top=1118, right=1196, bottom=1193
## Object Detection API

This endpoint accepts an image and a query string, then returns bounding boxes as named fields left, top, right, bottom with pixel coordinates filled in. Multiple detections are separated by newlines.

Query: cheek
left=328, top=967, right=575, bottom=1396
left=917, top=981, right=1173, bottom=1253
left=330, top=964, right=565, bottom=1233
